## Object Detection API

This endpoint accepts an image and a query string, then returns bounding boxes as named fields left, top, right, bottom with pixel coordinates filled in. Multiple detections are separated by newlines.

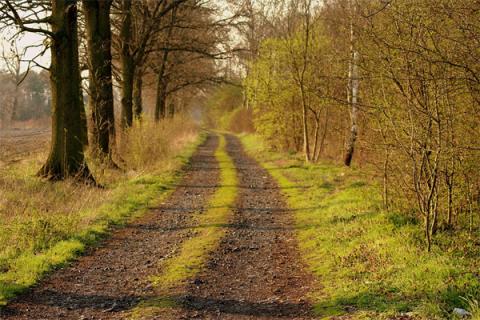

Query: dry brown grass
left=119, top=117, right=198, bottom=172
left=0, top=117, right=200, bottom=304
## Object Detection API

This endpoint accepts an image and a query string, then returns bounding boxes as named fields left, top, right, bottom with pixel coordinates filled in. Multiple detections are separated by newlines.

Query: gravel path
left=1, top=133, right=316, bottom=320
left=164, top=134, right=315, bottom=320
left=0, top=135, right=220, bottom=320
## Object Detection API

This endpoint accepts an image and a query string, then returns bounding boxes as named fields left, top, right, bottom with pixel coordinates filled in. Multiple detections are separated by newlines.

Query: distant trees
left=0, top=69, right=50, bottom=126
left=114, top=0, right=190, bottom=126
left=0, top=40, right=50, bottom=127
left=245, top=0, right=345, bottom=157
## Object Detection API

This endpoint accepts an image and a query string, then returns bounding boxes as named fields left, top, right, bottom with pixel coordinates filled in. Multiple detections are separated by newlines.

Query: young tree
left=1, top=40, right=22, bottom=125
left=343, top=0, right=359, bottom=166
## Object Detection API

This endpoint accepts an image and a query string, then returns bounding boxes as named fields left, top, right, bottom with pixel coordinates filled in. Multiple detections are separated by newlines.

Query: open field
left=0, top=129, right=50, bottom=167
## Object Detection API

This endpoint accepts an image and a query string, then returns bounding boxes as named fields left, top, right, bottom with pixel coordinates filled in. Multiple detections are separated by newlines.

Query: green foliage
left=244, top=23, right=345, bottom=155
left=205, top=84, right=244, bottom=128
left=240, top=134, right=480, bottom=320
left=242, top=0, right=480, bottom=259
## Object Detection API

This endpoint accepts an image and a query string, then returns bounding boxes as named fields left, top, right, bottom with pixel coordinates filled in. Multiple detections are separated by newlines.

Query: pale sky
left=0, top=29, right=50, bottom=73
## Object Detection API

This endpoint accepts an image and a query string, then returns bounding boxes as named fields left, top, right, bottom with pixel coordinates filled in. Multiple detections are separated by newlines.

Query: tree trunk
left=154, top=52, right=169, bottom=121
left=83, top=0, right=116, bottom=162
left=9, top=84, right=19, bottom=124
left=300, top=88, right=311, bottom=162
left=311, top=113, right=320, bottom=162
left=168, top=99, right=175, bottom=118
left=383, top=149, right=389, bottom=209
left=154, top=8, right=176, bottom=122
left=120, top=0, right=134, bottom=128
left=39, top=0, right=93, bottom=182
left=155, top=76, right=168, bottom=121
left=344, top=1, right=359, bottom=167
left=133, top=69, right=143, bottom=119
left=344, top=52, right=359, bottom=166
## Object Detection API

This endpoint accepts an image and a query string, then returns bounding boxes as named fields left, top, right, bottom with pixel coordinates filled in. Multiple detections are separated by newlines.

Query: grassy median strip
left=0, top=130, right=204, bottom=307
left=240, top=134, right=480, bottom=320
left=131, top=134, right=238, bottom=319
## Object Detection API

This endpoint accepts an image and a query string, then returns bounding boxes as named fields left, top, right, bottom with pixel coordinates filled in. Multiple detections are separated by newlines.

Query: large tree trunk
left=39, top=0, right=93, bottom=182
left=83, top=0, right=116, bottom=161
left=120, top=0, right=134, bottom=128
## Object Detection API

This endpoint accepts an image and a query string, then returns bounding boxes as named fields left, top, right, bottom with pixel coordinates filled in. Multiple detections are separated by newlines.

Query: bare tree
left=1, top=0, right=94, bottom=182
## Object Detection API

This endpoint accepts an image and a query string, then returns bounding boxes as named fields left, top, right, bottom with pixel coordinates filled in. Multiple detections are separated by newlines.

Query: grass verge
left=0, top=122, right=203, bottom=307
left=239, top=133, right=480, bottom=320
left=131, top=134, right=238, bottom=319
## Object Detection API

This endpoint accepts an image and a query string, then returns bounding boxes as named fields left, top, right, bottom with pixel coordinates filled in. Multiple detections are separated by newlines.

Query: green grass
left=240, top=133, right=480, bottom=320
left=131, top=134, right=238, bottom=319
left=0, top=130, right=205, bottom=307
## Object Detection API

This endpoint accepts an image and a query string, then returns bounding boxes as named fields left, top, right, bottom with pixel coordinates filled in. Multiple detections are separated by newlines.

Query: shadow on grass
left=169, top=184, right=311, bottom=190
left=3, top=279, right=476, bottom=318
left=139, top=294, right=311, bottom=318
left=2, top=290, right=309, bottom=318
left=387, top=212, right=419, bottom=228
left=313, top=289, right=412, bottom=317
left=150, top=204, right=327, bottom=216
left=313, top=282, right=480, bottom=318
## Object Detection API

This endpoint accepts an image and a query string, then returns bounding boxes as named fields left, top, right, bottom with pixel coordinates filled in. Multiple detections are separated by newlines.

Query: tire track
left=168, top=134, right=315, bottom=320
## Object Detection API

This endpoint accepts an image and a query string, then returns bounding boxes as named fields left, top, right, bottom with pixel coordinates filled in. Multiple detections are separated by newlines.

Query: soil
left=0, top=128, right=50, bottom=166
left=0, top=133, right=316, bottom=320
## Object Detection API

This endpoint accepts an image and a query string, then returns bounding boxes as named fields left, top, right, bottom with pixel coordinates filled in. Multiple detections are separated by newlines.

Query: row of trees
left=0, top=0, right=234, bottom=182
left=240, top=0, right=480, bottom=250
left=0, top=69, right=50, bottom=126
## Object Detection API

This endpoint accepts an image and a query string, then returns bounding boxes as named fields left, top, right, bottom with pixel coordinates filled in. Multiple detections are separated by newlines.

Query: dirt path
left=164, top=134, right=315, bottom=320
left=0, top=135, right=220, bottom=320
left=1, top=133, right=316, bottom=320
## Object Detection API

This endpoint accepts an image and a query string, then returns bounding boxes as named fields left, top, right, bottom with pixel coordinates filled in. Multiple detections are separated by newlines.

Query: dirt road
left=0, top=133, right=315, bottom=320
